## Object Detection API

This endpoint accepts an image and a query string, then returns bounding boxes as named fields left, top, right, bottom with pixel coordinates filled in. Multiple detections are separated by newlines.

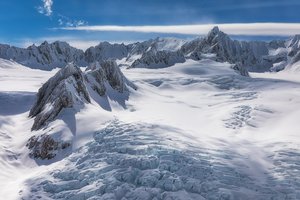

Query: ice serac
left=29, top=63, right=90, bottom=131
left=0, top=41, right=86, bottom=70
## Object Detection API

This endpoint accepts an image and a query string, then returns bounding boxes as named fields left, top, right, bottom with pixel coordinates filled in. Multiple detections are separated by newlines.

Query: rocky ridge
left=27, top=61, right=136, bottom=159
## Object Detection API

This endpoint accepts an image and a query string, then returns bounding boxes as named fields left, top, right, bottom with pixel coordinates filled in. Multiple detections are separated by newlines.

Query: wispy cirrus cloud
left=60, top=23, right=300, bottom=36
left=57, top=15, right=88, bottom=27
left=37, top=0, right=53, bottom=16
left=37, top=0, right=87, bottom=27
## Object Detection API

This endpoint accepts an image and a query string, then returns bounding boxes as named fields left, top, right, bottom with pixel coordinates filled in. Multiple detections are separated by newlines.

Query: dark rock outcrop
left=26, top=134, right=71, bottom=160
left=30, top=61, right=136, bottom=131
left=0, top=41, right=86, bottom=70
left=181, top=26, right=271, bottom=72
left=29, top=63, right=90, bottom=131
left=27, top=61, right=136, bottom=160
left=130, top=50, right=185, bottom=69
left=86, top=60, right=135, bottom=96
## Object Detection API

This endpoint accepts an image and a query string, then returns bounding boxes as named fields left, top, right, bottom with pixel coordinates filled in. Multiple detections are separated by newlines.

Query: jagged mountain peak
left=208, top=26, right=220, bottom=36
left=1, top=28, right=300, bottom=72
left=206, top=26, right=229, bottom=43
left=29, top=61, right=135, bottom=131
left=29, top=63, right=90, bottom=131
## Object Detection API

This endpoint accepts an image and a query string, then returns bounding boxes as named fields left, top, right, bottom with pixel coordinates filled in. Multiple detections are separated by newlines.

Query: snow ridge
left=30, top=61, right=135, bottom=131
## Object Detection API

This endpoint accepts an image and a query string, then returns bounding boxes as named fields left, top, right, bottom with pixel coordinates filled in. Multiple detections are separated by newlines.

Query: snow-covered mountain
left=1, top=27, right=300, bottom=200
left=0, top=41, right=86, bottom=70
left=85, top=42, right=129, bottom=63
left=2, top=27, right=300, bottom=73
left=29, top=64, right=91, bottom=131
left=130, top=49, right=185, bottom=69
left=181, top=27, right=271, bottom=72
left=27, top=61, right=136, bottom=160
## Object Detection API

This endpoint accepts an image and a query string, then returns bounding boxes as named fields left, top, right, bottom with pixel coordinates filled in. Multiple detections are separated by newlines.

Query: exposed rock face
left=26, top=134, right=71, bottom=160
left=29, top=63, right=90, bottom=131
left=2, top=27, right=300, bottom=72
left=130, top=50, right=185, bottom=69
left=287, top=35, right=300, bottom=57
left=30, top=61, right=135, bottom=131
left=85, top=60, right=134, bottom=95
left=85, top=42, right=129, bottom=63
left=28, top=61, right=136, bottom=160
left=231, top=63, right=250, bottom=77
left=0, top=41, right=86, bottom=70
left=181, top=26, right=271, bottom=72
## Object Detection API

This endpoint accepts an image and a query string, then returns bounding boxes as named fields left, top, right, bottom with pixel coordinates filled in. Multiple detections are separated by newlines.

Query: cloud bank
left=61, top=23, right=300, bottom=36
left=38, top=0, right=53, bottom=16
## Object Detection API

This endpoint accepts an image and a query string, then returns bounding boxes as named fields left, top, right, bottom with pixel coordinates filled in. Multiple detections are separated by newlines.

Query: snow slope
left=0, top=58, right=300, bottom=199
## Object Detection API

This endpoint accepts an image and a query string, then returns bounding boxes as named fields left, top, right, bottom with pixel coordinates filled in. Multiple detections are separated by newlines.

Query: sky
left=1, top=0, right=300, bottom=49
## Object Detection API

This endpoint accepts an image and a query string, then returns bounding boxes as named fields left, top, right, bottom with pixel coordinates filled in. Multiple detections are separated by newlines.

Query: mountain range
left=1, top=27, right=300, bottom=199
left=1, top=27, right=300, bottom=72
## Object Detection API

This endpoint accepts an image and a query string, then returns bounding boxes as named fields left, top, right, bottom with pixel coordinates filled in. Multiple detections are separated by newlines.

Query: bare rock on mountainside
left=29, top=61, right=136, bottom=131
left=2, top=27, right=300, bottom=72
left=85, top=42, right=129, bottom=63
left=26, top=134, right=71, bottom=160
left=86, top=60, right=137, bottom=95
left=0, top=41, right=86, bottom=70
left=29, top=63, right=90, bottom=131
left=130, top=49, right=185, bottom=69
left=231, top=62, right=250, bottom=77
left=27, top=61, right=136, bottom=160
left=181, top=26, right=271, bottom=72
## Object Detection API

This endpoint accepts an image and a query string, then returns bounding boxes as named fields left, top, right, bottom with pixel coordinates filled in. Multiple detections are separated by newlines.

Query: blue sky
left=1, top=0, right=300, bottom=49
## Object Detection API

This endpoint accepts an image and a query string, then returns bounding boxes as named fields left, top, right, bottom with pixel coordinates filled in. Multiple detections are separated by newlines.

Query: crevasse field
left=0, top=58, right=299, bottom=199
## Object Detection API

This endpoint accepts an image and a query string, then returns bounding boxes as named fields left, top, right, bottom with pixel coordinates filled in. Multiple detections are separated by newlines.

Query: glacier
left=0, top=27, right=300, bottom=200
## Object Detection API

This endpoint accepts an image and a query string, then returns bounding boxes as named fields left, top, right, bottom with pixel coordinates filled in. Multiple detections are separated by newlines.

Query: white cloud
left=38, top=0, right=53, bottom=16
left=60, top=23, right=300, bottom=36
left=57, top=15, right=88, bottom=27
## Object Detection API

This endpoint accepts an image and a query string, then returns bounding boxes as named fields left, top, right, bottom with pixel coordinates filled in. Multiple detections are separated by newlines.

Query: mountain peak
left=208, top=26, right=220, bottom=36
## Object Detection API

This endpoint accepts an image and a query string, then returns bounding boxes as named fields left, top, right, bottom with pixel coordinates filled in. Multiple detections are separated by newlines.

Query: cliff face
left=27, top=61, right=136, bottom=160
left=181, top=27, right=271, bottom=72
left=29, top=63, right=90, bottom=131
